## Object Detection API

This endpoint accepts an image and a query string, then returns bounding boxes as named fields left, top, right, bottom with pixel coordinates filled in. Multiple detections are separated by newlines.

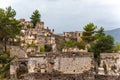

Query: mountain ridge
left=105, top=28, right=120, bottom=43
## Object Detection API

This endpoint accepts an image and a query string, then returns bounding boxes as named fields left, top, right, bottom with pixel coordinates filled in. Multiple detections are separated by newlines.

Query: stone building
left=10, top=46, right=28, bottom=79
left=10, top=19, right=120, bottom=80
left=10, top=52, right=94, bottom=79
left=27, top=52, right=93, bottom=74
left=63, top=31, right=83, bottom=42
left=98, top=53, right=120, bottom=75
left=62, top=47, right=88, bottom=53
left=10, top=19, right=57, bottom=79
left=19, top=19, right=56, bottom=54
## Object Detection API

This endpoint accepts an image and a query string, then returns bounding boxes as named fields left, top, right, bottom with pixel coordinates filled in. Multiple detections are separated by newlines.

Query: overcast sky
left=0, top=0, right=120, bottom=33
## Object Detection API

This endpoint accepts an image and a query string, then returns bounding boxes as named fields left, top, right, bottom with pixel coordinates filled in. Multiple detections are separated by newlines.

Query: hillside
left=105, top=28, right=120, bottom=43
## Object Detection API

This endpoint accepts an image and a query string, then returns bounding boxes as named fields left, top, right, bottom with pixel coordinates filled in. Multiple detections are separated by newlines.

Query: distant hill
left=105, top=28, right=120, bottom=44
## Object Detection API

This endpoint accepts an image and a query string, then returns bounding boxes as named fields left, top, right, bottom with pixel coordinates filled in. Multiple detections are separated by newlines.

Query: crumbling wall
left=27, top=52, right=94, bottom=74
left=95, top=75, right=119, bottom=80
left=28, top=57, right=47, bottom=73
left=54, top=57, right=92, bottom=74
left=11, top=52, right=94, bottom=79
left=24, top=70, right=94, bottom=80
left=98, top=53, right=120, bottom=75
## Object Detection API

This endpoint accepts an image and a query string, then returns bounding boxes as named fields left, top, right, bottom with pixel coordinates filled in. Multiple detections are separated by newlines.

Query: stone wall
left=63, top=31, right=83, bottom=42
left=98, top=53, right=120, bottom=75
left=24, top=70, right=94, bottom=80
left=28, top=57, right=47, bottom=73
left=95, top=75, right=119, bottom=80
left=54, top=57, right=92, bottom=74
left=27, top=52, right=93, bottom=74
left=20, top=73, right=120, bottom=80
left=11, top=51, right=120, bottom=80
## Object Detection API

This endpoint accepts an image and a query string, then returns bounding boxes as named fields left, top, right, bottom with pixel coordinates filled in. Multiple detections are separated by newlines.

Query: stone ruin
left=9, top=19, right=120, bottom=80
left=10, top=52, right=94, bottom=79
left=63, top=31, right=83, bottom=42
left=10, top=45, right=120, bottom=80
left=98, top=53, right=120, bottom=75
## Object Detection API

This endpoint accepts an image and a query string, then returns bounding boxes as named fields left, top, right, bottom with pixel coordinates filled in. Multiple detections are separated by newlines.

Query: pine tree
left=0, top=6, right=22, bottom=52
left=0, top=6, right=21, bottom=78
left=82, top=23, right=97, bottom=44
left=95, top=27, right=105, bottom=39
left=30, top=10, right=41, bottom=27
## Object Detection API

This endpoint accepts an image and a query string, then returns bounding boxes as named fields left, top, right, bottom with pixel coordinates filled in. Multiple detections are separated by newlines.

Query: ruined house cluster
left=62, top=31, right=88, bottom=53
left=9, top=19, right=120, bottom=80
left=63, top=31, right=83, bottom=42
left=19, top=19, right=56, bottom=54
left=10, top=19, right=92, bottom=79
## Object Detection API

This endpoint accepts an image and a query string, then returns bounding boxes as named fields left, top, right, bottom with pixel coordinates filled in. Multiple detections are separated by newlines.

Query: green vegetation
left=75, top=40, right=86, bottom=49
left=27, top=25, right=33, bottom=28
left=64, top=40, right=75, bottom=48
left=40, top=46, right=45, bottom=52
left=95, top=27, right=105, bottom=39
left=81, top=24, right=114, bottom=66
left=30, top=10, right=41, bottom=27
left=0, top=5, right=116, bottom=78
left=90, top=27, right=114, bottom=66
left=0, top=54, right=16, bottom=79
left=91, top=35, right=114, bottom=53
left=0, top=6, right=21, bottom=79
left=0, top=6, right=22, bottom=52
left=82, top=23, right=97, bottom=44
left=114, top=43, right=120, bottom=52
left=28, top=42, right=36, bottom=47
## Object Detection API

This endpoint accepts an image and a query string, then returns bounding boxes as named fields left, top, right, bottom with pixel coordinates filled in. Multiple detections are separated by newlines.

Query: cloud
left=0, top=0, right=120, bottom=33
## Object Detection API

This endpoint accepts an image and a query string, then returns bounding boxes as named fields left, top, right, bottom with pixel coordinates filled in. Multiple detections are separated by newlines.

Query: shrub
left=40, top=46, right=45, bottom=52
left=75, top=40, right=86, bottom=49
left=6, top=48, right=10, bottom=54
left=64, top=40, right=75, bottom=48
left=28, top=42, right=36, bottom=47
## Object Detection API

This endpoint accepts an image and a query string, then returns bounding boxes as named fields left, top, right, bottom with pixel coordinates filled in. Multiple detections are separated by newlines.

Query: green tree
left=0, top=6, right=22, bottom=52
left=75, top=40, right=86, bottom=49
left=114, top=43, right=120, bottom=52
left=0, top=53, right=16, bottom=79
left=0, top=7, right=21, bottom=79
left=91, top=35, right=114, bottom=66
left=64, top=40, right=75, bottom=48
left=30, top=10, right=41, bottom=27
left=95, top=27, right=105, bottom=39
left=82, top=23, right=97, bottom=44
